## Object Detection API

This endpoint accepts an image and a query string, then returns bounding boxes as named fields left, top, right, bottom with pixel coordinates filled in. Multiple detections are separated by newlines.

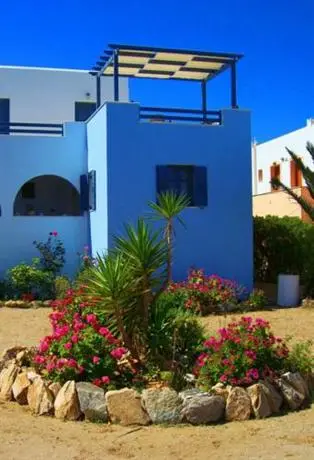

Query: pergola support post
left=231, top=61, right=238, bottom=109
left=96, top=75, right=101, bottom=108
left=201, top=80, right=207, bottom=121
left=113, top=51, right=119, bottom=102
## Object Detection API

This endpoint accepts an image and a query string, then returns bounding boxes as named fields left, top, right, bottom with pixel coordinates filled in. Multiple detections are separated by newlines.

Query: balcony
left=139, top=106, right=221, bottom=125
left=0, top=122, right=64, bottom=136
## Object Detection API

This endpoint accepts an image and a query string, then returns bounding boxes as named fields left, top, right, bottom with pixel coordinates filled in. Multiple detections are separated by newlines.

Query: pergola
left=90, top=44, right=243, bottom=121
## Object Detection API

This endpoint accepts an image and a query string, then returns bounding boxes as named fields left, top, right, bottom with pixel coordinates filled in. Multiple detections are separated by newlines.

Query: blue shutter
left=88, top=170, right=96, bottom=211
left=156, top=165, right=172, bottom=197
left=193, top=166, right=208, bottom=207
left=0, top=99, right=10, bottom=134
left=80, top=174, right=89, bottom=212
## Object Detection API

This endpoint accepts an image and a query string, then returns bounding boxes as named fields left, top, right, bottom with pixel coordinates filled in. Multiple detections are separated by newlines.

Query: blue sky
left=1, top=0, right=314, bottom=142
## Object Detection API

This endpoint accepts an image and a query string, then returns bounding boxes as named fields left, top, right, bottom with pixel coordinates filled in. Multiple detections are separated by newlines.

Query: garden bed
left=0, top=346, right=312, bottom=426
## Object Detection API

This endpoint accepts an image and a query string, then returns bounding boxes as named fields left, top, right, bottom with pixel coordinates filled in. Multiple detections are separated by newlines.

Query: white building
left=0, top=66, right=129, bottom=124
left=252, top=119, right=314, bottom=221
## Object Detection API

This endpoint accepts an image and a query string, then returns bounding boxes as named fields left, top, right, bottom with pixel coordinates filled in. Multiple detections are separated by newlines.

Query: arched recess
left=13, top=175, right=81, bottom=216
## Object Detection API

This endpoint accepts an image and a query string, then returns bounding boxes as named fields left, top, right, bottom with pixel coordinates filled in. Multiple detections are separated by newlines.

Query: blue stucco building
left=0, top=44, right=253, bottom=290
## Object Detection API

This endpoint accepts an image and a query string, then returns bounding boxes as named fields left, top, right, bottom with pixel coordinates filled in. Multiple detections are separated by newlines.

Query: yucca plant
left=271, top=142, right=314, bottom=221
left=148, top=191, right=190, bottom=283
left=85, top=252, right=140, bottom=358
left=114, top=219, right=168, bottom=332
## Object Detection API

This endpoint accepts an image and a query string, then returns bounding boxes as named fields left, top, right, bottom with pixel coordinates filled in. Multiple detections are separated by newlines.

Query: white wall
left=253, top=120, right=314, bottom=195
left=87, top=107, right=108, bottom=257
left=0, top=123, right=89, bottom=277
left=0, top=66, right=129, bottom=123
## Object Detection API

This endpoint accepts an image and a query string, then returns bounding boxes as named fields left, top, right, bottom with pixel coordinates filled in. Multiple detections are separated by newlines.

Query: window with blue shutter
left=88, top=170, right=96, bottom=211
left=193, top=166, right=208, bottom=207
left=156, top=165, right=207, bottom=207
left=80, top=174, right=89, bottom=212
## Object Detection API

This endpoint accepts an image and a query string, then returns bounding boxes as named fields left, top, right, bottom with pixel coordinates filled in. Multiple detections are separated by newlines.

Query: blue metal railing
left=139, top=106, right=221, bottom=124
left=0, top=122, right=64, bottom=136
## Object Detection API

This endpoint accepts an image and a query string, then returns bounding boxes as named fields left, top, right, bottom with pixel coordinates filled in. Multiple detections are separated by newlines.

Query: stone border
left=0, top=300, right=52, bottom=309
left=0, top=347, right=312, bottom=426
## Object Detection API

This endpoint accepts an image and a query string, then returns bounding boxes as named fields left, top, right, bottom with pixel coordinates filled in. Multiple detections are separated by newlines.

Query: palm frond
left=286, top=146, right=314, bottom=199
left=148, top=191, right=190, bottom=224
left=271, top=178, right=314, bottom=220
left=114, top=219, right=167, bottom=286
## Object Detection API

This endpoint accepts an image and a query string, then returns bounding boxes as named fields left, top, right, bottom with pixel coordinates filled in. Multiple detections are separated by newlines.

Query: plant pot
left=277, top=274, right=300, bottom=307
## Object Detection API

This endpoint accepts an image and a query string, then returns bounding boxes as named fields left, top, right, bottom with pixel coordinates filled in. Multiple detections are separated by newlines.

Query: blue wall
left=101, top=103, right=253, bottom=290
left=0, top=123, right=89, bottom=277
left=87, top=107, right=108, bottom=257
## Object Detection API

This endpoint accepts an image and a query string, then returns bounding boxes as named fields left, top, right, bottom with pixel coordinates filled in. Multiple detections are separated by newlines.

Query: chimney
left=306, top=118, right=314, bottom=127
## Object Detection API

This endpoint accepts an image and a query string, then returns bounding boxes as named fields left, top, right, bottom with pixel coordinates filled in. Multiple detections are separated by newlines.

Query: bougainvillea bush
left=167, top=269, right=246, bottom=315
left=34, top=288, right=139, bottom=389
left=194, top=317, right=290, bottom=389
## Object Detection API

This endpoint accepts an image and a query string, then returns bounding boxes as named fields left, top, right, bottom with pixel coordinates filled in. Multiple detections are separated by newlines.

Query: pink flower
left=71, top=334, right=79, bottom=344
left=77, top=365, right=84, bottom=374
left=92, top=378, right=102, bottom=387
left=34, top=355, right=45, bottom=364
left=38, top=339, right=50, bottom=353
left=49, top=311, right=65, bottom=321
left=247, top=368, right=259, bottom=380
left=73, top=321, right=85, bottom=332
left=244, top=350, right=257, bottom=360
left=101, top=376, right=110, bottom=384
left=57, top=358, right=67, bottom=369
left=219, top=374, right=228, bottom=383
left=110, top=347, right=127, bottom=360
left=46, top=363, right=55, bottom=372
left=98, top=327, right=110, bottom=337
left=92, top=356, right=100, bottom=364
left=54, top=325, right=70, bottom=339
left=67, top=358, right=77, bottom=368
left=64, top=342, right=72, bottom=350
left=86, top=313, right=97, bottom=325
left=105, top=332, right=118, bottom=345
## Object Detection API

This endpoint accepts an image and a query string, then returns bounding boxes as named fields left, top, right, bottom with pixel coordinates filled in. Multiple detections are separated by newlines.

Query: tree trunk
left=166, top=220, right=173, bottom=284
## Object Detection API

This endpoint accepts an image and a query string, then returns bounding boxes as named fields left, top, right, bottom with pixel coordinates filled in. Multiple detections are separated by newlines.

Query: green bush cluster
left=254, top=216, right=314, bottom=294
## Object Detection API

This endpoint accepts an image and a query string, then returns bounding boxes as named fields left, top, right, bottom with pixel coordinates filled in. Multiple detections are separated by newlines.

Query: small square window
left=156, top=165, right=208, bottom=207
left=258, top=169, right=263, bottom=182
left=21, top=182, right=35, bottom=199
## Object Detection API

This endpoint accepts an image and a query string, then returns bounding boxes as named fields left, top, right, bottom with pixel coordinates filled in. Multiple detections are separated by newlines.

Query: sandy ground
left=0, top=306, right=314, bottom=460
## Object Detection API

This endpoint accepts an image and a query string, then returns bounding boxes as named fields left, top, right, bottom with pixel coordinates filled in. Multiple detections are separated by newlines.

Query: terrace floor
left=0, top=306, right=314, bottom=460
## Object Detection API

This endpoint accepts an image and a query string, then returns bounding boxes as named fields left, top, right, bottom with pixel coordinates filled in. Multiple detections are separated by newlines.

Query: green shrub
left=254, top=216, right=314, bottom=294
left=7, top=260, right=54, bottom=300
left=167, top=269, right=245, bottom=315
left=54, top=276, right=71, bottom=299
left=0, top=280, right=10, bottom=300
left=195, top=316, right=289, bottom=390
left=286, top=340, right=314, bottom=378
left=154, top=289, right=189, bottom=312
left=34, top=289, right=140, bottom=388
left=241, top=289, right=267, bottom=311
left=148, top=297, right=204, bottom=390
left=33, top=231, right=65, bottom=276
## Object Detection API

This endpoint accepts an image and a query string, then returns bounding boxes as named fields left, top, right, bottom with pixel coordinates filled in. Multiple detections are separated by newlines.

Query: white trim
left=0, top=65, right=90, bottom=73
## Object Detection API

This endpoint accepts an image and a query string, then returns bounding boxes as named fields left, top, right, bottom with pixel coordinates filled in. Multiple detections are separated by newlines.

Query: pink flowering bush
left=34, top=288, right=139, bottom=389
left=167, top=269, right=246, bottom=315
left=194, top=316, right=290, bottom=389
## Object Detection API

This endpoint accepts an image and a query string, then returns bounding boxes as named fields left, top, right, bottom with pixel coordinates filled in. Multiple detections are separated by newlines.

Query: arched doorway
left=13, top=175, right=81, bottom=216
